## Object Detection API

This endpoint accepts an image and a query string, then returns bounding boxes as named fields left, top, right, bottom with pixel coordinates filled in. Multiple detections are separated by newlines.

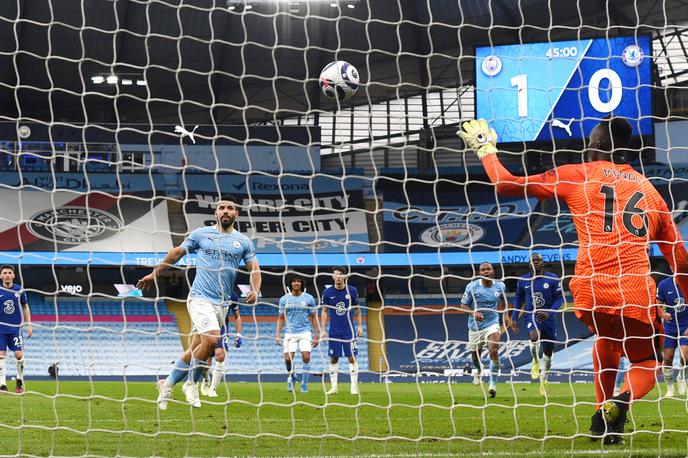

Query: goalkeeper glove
left=457, top=119, right=498, bottom=159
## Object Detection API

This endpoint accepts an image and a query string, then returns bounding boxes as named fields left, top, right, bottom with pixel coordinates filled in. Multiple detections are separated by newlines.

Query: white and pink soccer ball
left=319, top=61, right=359, bottom=101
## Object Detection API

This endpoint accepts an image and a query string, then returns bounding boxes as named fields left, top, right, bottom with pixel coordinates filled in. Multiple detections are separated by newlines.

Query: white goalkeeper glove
left=457, top=119, right=498, bottom=159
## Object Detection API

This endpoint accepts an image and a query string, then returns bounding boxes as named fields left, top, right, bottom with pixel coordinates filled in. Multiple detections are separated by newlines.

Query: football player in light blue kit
left=657, top=275, right=688, bottom=397
left=458, top=262, right=507, bottom=398
left=510, top=253, right=564, bottom=395
left=138, top=200, right=261, bottom=410
left=0, top=265, right=32, bottom=394
left=196, top=291, right=242, bottom=398
left=321, top=266, right=363, bottom=395
left=275, top=274, right=320, bottom=393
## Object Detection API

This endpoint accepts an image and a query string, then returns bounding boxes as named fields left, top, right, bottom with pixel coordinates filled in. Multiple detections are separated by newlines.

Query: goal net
left=0, top=0, right=688, bottom=456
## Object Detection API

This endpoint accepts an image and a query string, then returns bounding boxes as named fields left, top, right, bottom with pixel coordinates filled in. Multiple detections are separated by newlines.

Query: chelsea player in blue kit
left=458, top=262, right=507, bottom=398
left=510, top=253, right=564, bottom=396
left=138, top=200, right=261, bottom=410
left=0, top=265, right=32, bottom=394
left=657, top=276, right=688, bottom=397
left=275, top=274, right=320, bottom=393
left=321, top=266, right=362, bottom=395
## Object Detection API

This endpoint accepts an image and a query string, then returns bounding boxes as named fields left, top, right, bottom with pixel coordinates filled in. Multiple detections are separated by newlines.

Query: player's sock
left=622, top=359, right=660, bottom=401
left=663, top=365, right=675, bottom=387
left=541, top=354, right=551, bottom=382
left=0, top=356, right=6, bottom=386
left=285, top=359, right=293, bottom=382
left=16, top=358, right=24, bottom=381
left=302, top=363, right=311, bottom=386
left=489, top=359, right=500, bottom=385
left=530, top=341, right=540, bottom=364
left=472, top=352, right=482, bottom=375
left=329, top=363, right=338, bottom=390
left=592, top=338, right=621, bottom=406
left=165, top=357, right=190, bottom=386
left=211, top=360, right=225, bottom=390
left=350, top=361, right=359, bottom=386
left=190, top=357, right=207, bottom=383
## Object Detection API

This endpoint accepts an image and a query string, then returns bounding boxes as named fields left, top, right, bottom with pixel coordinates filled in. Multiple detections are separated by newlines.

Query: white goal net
left=0, top=0, right=687, bottom=456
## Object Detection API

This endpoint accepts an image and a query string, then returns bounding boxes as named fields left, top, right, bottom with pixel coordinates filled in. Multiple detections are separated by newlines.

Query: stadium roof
left=0, top=0, right=686, bottom=126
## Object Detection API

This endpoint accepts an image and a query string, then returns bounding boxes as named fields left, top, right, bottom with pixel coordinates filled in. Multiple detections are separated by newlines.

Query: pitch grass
left=0, top=381, right=687, bottom=457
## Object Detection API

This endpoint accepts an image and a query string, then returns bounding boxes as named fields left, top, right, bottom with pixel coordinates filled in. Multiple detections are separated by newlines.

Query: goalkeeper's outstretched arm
left=457, top=119, right=578, bottom=200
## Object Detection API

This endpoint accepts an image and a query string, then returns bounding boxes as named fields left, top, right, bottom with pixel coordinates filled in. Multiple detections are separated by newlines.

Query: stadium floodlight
left=90, top=76, right=104, bottom=84
left=136, top=79, right=146, bottom=86
left=121, top=79, right=133, bottom=85
left=105, top=75, right=118, bottom=84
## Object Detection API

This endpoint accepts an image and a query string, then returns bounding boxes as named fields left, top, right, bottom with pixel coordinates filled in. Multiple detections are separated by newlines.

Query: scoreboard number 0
left=510, top=68, right=623, bottom=118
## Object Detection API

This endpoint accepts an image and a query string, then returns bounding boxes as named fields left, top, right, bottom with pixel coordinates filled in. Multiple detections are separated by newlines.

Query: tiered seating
left=223, top=322, right=370, bottom=374
left=20, top=296, right=369, bottom=377
left=24, top=297, right=182, bottom=376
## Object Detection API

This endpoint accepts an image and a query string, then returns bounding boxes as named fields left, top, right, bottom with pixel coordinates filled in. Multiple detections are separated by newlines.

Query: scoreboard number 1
left=510, top=68, right=623, bottom=118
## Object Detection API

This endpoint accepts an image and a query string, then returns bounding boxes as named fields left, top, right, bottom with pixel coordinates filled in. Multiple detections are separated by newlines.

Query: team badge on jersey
left=233, top=240, right=241, bottom=248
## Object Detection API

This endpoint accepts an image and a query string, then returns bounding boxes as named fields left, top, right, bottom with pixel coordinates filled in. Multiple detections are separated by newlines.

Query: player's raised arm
left=136, top=245, right=187, bottom=291
left=457, top=119, right=578, bottom=200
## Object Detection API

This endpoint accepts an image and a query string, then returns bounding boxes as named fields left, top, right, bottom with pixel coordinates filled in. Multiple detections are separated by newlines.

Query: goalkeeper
left=459, top=117, right=688, bottom=445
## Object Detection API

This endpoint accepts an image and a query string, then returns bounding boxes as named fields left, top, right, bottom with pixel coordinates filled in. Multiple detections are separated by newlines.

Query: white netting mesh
left=0, top=0, right=687, bottom=456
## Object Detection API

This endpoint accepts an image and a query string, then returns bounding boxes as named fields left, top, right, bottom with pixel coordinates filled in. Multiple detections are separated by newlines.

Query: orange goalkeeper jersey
left=483, top=155, right=688, bottom=324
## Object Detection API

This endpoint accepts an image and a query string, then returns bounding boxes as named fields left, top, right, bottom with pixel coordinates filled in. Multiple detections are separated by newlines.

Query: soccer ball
left=319, top=61, right=359, bottom=101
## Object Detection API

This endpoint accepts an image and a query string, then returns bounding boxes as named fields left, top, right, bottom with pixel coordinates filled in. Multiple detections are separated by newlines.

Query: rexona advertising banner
left=0, top=190, right=173, bottom=252
left=378, top=179, right=539, bottom=252
left=183, top=175, right=369, bottom=253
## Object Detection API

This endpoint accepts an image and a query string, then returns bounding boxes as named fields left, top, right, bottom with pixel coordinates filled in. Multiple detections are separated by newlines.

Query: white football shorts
left=468, top=323, right=501, bottom=351
left=283, top=331, right=313, bottom=354
left=188, top=297, right=228, bottom=335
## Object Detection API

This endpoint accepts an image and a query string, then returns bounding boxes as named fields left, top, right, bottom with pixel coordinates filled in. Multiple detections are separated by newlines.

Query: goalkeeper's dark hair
left=598, top=115, right=632, bottom=150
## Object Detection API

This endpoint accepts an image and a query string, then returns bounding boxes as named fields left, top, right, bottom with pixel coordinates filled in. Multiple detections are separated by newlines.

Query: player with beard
left=138, top=199, right=261, bottom=410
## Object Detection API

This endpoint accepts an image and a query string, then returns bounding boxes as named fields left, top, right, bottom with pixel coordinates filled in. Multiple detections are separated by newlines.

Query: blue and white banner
left=0, top=172, right=164, bottom=193
left=379, top=180, right=539, bottom=252
left=183, top=175, right=369, bottom=253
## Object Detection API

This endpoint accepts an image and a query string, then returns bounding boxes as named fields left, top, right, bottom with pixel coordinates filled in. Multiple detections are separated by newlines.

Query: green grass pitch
left=1, top=380, right=687, bottom=457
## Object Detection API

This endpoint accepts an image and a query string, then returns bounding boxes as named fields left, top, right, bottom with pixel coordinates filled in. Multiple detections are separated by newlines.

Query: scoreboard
left=475, top=35, right=652, bottom=143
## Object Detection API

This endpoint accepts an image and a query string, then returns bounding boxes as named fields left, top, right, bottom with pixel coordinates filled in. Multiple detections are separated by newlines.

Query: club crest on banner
left=27, top=207, right=123, bottom=244
left=420, top=223, right=485, bottom=247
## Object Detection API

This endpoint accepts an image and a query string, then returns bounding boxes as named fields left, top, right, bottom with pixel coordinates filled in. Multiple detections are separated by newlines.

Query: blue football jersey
left=181, top=226, right=257, bottom=305
left=657, top=278, right=688, bottom=330
left=0, top=284, right=27, bottom=334
left=279, top=291, right=317, bottom=334
left=322, top=285, right=359, bottom=338
left=461, top=279, right=505, bottom=331
left=512, top=272, right=564, bottom=324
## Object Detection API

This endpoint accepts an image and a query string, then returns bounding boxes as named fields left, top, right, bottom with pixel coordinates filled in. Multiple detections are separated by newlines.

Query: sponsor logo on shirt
left=336, top=302, right=347, bottom=316
left=4, top=300, right=15, bottom=314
